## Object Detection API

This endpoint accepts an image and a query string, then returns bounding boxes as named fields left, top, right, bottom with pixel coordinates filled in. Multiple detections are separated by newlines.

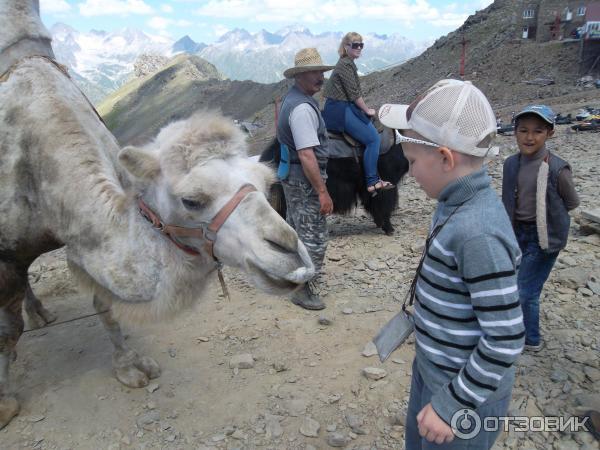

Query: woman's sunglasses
left=349, top=42, right=364, bottom=49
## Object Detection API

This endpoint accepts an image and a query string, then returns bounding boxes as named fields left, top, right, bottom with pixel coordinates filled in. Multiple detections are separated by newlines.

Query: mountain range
left=50, top=23, right=172, bottom=104
left=48, top=23, right=429, bottom=104
left=193, top=27, right=429, bottom=83
left=96, top=0, right=588, bottom=152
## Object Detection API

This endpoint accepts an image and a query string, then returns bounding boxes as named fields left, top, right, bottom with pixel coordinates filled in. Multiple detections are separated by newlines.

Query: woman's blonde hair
left=338, top=32, right=363, bottom=57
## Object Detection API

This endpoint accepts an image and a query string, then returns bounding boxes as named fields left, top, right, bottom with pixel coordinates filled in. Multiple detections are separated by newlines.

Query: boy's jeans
left=406, top=360, right=510, bottom=450
left=343, top=106, right=381, bottom=187
left=515, top=222, right=559, bottom=346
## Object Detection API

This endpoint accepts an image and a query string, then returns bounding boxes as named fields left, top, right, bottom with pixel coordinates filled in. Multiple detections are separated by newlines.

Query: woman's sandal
left=367, top=180, right=395, bottom=197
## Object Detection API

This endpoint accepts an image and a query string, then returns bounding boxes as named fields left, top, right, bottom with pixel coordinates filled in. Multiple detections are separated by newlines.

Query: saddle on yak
left=326, top=122, right=396, bottom=162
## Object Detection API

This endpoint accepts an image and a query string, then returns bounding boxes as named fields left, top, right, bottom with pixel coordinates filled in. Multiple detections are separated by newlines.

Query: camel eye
left=181, top=198, right=204, bottom=210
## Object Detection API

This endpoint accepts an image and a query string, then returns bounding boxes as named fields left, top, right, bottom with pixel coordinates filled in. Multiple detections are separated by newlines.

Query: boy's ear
left=548, top=128, right=555, bottom=138
left=438, top=146, right=455, bottom=171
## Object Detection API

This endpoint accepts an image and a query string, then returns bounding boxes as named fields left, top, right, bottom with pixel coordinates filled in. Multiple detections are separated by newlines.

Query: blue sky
left=41, top=0, right=493, bottom=43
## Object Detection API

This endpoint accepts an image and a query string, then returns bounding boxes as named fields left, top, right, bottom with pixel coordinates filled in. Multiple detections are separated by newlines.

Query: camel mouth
left=245, top=260, right=306, bottom=294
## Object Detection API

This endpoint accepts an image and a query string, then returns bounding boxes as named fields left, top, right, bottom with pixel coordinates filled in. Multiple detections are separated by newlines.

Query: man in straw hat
left=278, top=48, right=335, bottom=310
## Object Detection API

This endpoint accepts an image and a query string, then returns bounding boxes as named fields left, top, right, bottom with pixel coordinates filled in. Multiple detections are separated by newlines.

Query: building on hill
left=516, top=1, right=600, bottom=41
left=584, top=3, right=600, bottom=38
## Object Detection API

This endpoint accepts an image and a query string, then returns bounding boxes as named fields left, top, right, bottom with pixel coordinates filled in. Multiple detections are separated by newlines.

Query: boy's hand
left=417, top=403, right=455, bottom=444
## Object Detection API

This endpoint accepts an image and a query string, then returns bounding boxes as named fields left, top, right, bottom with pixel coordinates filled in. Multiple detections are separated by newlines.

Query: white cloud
left=41, top=0, right=71, bottom=13
left=212, top=24, right=230, bottom=38
left=148, top=16, right=171, bottom=30
left=78, top=0, right=154, bottom=17
left=147, top=16, right=192, bottom=31
left=429, top=13, right=470, bottom=28
left=192, top=0, right=474, bottom=28
left=194, top=0, right=262, bottom=19
left=160, top=4, right=174, bottom=13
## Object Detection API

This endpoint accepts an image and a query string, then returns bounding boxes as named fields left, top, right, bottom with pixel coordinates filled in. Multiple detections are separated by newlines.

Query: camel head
left=118, top=111, right=314, bottom=295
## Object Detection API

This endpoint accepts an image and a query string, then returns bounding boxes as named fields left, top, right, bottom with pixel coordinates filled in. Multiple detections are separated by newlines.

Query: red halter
left=138, top=183, right=257, bottom=260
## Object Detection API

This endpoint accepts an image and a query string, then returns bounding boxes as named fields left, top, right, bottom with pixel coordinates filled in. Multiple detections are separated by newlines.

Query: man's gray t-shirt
left=289, top=103, right=320, bottom=151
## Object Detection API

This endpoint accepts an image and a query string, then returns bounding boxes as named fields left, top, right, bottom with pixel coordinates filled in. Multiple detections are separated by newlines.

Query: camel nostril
left=265, top=238, right=296, bottom=255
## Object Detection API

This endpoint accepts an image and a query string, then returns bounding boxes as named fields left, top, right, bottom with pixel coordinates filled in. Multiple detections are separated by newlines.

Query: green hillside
left=97, top=53, right=280, bottom=145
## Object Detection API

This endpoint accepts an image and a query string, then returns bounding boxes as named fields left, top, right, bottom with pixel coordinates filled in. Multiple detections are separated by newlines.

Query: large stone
left=285, top=398, right=307, bottom=417
left=136, top=411, right=160, bottom=428
left=587, top=278, right=600, bottom=295
left=554, top=268, right=590, bottom=289
left=299, top=416, right=320, bottom=437
left=345, top=413, right=367, bottom=435
left=551, top=368, right=569, bottom=383
left=264, top=414, right=283, bottom=439
left=573, top=393, right=600, bottom=412
left=584, top=366, right=600, bottom=383
left=365, top=260, right=387, bottom=271
left=362, top=367, right=387, bottom=380
left=327, top=432, right=350, bottom=447
left=229, top=354, right=254, bottom=369
left=361, top=342, right=378, bottom=357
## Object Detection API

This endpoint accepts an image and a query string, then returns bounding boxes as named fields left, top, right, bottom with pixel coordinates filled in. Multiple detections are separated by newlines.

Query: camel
left=0, top=0, right=314, bottom=430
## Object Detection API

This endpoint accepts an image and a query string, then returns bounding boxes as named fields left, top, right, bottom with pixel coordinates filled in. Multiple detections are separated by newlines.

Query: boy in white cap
left=379, top=79, right=524, bottom=449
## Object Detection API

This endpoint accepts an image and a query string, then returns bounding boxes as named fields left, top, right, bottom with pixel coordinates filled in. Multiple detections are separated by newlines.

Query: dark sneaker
left=524, top=340, right=544, bottom=353
left=291, top=282, right=325, bottom=310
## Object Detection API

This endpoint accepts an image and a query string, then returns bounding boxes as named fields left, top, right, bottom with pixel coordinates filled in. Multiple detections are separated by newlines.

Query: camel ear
left=118, top=146, right=161, bottom=180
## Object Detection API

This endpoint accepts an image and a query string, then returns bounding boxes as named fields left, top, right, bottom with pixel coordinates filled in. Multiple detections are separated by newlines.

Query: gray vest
left=277, top=85, right=329, bottom=181
left=502, top=152, right=570, bottom=253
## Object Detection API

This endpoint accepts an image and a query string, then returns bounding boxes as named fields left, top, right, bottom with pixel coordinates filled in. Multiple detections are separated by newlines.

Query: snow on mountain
left=50, top=23, right=173, bottom=103
left=198, top=29, right=430, bottom=83
left=48, top=23, right=430, bottom=102
left=275, top=24, right=311, bottom=36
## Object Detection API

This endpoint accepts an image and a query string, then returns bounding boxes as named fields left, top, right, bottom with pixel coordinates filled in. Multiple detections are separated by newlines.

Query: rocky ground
left=2, top=101, right=600, bottom=449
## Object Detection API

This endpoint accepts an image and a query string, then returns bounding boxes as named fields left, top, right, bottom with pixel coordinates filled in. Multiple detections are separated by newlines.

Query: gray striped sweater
left=414, top=167, right=525, bottom=425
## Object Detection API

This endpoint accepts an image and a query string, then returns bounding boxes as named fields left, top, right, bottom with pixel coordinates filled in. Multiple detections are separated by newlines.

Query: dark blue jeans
left=405, top=360, right=510, bottom=450
left=515, top=222, right=559, bottom=346
left=343, top=106, right=381, bottom=186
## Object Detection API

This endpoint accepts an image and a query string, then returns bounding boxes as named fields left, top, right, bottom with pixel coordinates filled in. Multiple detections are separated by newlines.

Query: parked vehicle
left=555, top=113, right=573, bottom=125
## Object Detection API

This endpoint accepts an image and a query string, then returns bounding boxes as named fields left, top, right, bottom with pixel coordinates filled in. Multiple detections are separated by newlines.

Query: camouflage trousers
left=281, top=178, right=328, bottom=277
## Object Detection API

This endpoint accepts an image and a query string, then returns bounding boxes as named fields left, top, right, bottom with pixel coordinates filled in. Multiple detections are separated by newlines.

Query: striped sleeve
left=430, top=234, right=524, bottom=424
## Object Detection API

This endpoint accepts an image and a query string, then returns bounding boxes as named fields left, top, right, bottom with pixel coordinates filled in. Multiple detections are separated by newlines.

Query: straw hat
left=283, top=48, right=334, bottom=78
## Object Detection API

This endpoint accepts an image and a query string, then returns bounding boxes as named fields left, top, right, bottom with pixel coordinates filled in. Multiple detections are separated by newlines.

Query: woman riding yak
left=322, top=32, right=394, bottom=195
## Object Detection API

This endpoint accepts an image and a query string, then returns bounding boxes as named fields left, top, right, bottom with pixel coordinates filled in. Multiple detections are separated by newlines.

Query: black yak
left=260, top=128, right=409, bottom=235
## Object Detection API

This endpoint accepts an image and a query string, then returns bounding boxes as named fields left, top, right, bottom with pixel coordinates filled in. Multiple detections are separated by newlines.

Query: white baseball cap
left=378, top=79, right=498, bottom=157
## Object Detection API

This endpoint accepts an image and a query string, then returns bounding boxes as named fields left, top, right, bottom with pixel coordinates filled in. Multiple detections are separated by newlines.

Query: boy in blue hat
left=502, top=105, right=580, bottom=352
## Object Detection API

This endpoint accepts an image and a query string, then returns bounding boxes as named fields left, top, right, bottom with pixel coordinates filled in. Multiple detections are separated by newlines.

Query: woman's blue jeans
left=343, top=106, right=381, bottom=187
left=515, top=222, right=559, bottom=346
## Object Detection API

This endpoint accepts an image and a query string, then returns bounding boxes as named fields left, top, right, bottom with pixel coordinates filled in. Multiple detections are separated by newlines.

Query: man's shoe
left=291, top=282, right=325, bottom=310
left=524, top=340, right=544, bottom=353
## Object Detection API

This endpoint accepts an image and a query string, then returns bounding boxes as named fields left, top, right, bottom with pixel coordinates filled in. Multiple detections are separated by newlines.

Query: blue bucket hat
left=513, top=105, right=555, bottom=129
